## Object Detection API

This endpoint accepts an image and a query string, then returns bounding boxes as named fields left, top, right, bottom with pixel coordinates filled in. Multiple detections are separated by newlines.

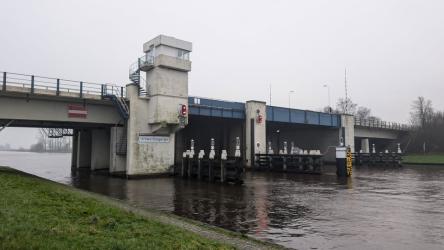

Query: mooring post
left=188, top=140, right=195, bottom=178
left=283, top=156, right=287, bottom=172
left=209, top=138, right=215, bottom=182
left=198, top=150, right=205, bottom=180
left=220, top=150, right=227, bottom=183
left=181, top=151, right=188, bottom=177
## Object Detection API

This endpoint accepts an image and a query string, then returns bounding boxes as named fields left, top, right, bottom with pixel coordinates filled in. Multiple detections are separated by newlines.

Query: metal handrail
left=129, top=54, right=154, bottom=76
left=354, top=117, right=410, bottom=131
left=1, top=71, right=125, bottom=99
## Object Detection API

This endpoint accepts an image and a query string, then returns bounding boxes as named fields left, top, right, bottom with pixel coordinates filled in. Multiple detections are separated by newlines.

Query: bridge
left=0, top=35, right=410, bottom=177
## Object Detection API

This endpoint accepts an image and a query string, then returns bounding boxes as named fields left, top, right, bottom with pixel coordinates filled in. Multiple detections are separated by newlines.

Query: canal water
left=1, top=151, right=443, bottom=249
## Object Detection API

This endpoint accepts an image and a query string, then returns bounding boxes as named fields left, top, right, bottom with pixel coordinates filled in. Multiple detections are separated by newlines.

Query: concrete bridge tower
left=126, top=35, right=192, bottom=176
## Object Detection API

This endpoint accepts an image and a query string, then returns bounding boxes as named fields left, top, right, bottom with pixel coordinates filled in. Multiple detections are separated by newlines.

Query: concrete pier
left=91, top=129, right=110, bottom=170
left=76, top=130, right=92, bottom=168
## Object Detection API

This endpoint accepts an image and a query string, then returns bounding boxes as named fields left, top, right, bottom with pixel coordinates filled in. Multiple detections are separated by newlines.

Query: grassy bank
left=403, top=154, right=444, bottom=165
left=0, top=167, right=273, bottom=249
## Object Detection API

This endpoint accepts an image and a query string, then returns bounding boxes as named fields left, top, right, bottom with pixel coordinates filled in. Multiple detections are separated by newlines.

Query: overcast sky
left=1, top=0, right=444, bottom=148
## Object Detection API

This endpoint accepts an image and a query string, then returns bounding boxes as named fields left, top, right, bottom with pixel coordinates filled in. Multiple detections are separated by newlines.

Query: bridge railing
left=1, top=71, right=125, bottom=99
left=354, top=117, right=410, bottom=131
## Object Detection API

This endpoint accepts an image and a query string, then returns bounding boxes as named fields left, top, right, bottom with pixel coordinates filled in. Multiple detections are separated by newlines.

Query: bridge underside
left=266, top=121, right=340, bottom=161
left=0, top=119, right=118, bottom=129
left=174, top=115, right=244, bottom=165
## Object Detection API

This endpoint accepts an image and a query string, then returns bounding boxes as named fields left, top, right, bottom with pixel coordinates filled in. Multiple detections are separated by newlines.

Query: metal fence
left=354, top=117, right=410, bottom=131
left=1, top=71, right=125, bottom=99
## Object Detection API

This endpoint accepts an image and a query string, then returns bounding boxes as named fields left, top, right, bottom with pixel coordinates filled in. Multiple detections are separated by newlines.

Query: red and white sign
left=256, top=114, right=263, bottom=124
left=68, top=105, right=88, bottom=118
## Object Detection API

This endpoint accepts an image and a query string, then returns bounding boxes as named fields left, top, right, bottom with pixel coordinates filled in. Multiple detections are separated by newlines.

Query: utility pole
left=344, top=68, right=348, bottom=114
left=269, top=83, right=272, bottom=106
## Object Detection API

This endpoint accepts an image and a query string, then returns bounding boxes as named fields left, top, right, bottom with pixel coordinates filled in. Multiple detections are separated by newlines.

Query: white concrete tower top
left=143, top=35, right=192, bottom=59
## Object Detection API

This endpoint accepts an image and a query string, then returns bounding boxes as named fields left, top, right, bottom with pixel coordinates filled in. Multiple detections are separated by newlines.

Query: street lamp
left=288, top=90, right=294, bottom=109
left=323, top=84, right=331, bottom=112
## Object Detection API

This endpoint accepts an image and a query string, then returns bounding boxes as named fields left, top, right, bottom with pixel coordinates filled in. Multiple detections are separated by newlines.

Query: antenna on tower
left=344, top=67, right=348, bottom=114
left=269, top=83, right=272, bottom=105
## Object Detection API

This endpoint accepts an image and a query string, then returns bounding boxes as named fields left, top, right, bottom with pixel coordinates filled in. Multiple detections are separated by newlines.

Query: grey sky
left=1, top=0, right=444, bottom=148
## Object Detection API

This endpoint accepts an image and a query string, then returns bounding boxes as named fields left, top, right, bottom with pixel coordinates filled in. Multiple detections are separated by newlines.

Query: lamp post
left=288, top=90, right=294, bottom=109
left=323, top=84, right=331, bottom=112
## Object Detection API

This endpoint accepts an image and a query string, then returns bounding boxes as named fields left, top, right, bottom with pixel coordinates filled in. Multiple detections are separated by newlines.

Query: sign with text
left=138, top=135, right=170, bottom=144
left=68, top=104, right=87, bottom=118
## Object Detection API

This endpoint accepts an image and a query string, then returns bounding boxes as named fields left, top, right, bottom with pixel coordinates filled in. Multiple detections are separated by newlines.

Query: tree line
left=408, top=96, right=444, bottom=153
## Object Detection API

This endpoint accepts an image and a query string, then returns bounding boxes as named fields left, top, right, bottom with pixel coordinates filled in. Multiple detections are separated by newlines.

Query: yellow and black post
left=336, top=146, right=353, bottom=177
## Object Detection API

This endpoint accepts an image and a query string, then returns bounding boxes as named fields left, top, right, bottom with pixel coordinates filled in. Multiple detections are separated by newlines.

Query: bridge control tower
left=125, top=35, right=192, bottom=176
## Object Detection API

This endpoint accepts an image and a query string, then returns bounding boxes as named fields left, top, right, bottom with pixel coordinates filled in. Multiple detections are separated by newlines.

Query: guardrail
left=129, top=54, right=154, bottom=76
left=1, top=71, right=125, bottom=99
left=354, top=117, right=410, bottom=131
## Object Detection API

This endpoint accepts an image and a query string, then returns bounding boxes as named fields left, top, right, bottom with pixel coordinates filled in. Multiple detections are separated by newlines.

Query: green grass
left=0, top=167, right=233, bottom=250
left=403, top=154, right=444, bottom=164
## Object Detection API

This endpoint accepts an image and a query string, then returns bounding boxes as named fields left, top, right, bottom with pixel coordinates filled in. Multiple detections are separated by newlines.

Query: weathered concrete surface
left=90, top=129, right=110, bottom=170
left=245, top=101, right=266, bottom=167
left=126, top=84, right=177, bottom=176
left=109, top=126, right=126, bottom=173
left=341, top=114, right=355, bottom=152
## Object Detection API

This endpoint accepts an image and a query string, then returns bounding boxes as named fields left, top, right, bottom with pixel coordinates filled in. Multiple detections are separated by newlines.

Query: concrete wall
left=143, top=35, right=192, bottom=53
left=109, top=126, right=126, bottom=173
left=245, top=101, right=267, bottom=167
left=341, top=115, right=355, bottom=152
left=90, top=128, right=110, bottom=170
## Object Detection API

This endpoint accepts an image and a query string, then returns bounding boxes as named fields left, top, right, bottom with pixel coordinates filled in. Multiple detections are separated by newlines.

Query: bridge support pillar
left=110, top=126, right=126, bottom=174
left=340, top=114, right=355, bottom=152
left=361, top=138, right=370, bottom=153
left=245, top=101, right=266, bottom=167
left=90, top=128, right=110, bottom=170
left=71, top=129, right=79, bottom=169
left=76, top=129, right=92, bottom=168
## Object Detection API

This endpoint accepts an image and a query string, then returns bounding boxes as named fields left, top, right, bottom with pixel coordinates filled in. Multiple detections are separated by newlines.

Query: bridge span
left=0, top=35, right=410, bottom=177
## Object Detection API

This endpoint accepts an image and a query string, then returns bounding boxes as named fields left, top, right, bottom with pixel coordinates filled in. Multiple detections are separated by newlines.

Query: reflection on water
left=1, top=151, right=444, bottom=249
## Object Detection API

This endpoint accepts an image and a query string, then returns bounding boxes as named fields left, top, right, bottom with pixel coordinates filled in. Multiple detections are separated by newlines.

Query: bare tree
left=356, top=106, right=372, bottom=120
left=410, top=96, right=433, bottom=128
left=336, top=97, right=357, bottom=115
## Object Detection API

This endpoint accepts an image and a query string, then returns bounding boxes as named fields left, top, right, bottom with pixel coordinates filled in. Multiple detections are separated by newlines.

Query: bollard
left=397, top=143, right=402, bottom=154
left=283, top=156, right=287, bottom=172
left=220, top=150, right=227, bottom=183
left=235, top=137, right=241, bottom=158
left=208, top=138, right=215, bottom=181
left=188, top=139, right=195, bottom=178
left=181, top=151, right=187, bottom=177
left=198, top=150, right=205, bottom=180
left=268, top=141, right=274, bottom=154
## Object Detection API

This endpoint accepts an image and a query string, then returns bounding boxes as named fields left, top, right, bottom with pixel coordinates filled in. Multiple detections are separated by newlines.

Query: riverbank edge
left=403, top=154, right=444, bottom=165
left=403, top=162, right=444, bottom=166
left=0, top=166, right=281, bottom=250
